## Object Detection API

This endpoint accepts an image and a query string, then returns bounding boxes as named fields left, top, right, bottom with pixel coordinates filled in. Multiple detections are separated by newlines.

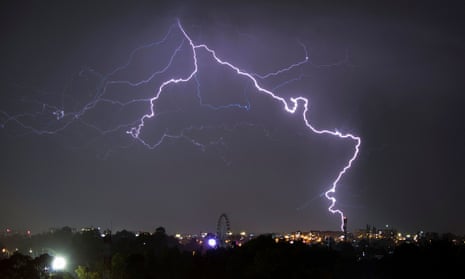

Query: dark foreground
left=1, top=229, right=464, bottom=279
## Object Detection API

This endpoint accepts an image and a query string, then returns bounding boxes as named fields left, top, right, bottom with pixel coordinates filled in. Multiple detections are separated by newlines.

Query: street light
left=51, top=256, right=66, bottom=271
left=207, top=238, right=217, bottom=248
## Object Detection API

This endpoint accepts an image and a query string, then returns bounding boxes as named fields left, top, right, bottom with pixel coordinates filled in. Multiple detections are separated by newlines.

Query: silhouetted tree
left=0, top=252, right=37, bottom=279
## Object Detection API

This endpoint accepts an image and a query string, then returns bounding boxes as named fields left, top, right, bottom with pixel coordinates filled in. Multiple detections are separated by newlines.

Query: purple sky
left=1, top=1, right=464, bottom=235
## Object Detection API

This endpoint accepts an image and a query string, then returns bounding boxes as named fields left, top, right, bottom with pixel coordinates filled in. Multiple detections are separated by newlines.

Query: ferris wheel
left=216, top=213, right=231, bottom=248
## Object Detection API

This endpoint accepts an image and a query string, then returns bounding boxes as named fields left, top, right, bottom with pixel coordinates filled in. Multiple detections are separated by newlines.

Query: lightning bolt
left=127, top=19, right=361, bottom=231
left=0, top=19, right=360, bottom=230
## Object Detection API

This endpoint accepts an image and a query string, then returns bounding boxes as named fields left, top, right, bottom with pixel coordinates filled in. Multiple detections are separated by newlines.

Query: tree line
left=1, top=227, right=464, bottom=278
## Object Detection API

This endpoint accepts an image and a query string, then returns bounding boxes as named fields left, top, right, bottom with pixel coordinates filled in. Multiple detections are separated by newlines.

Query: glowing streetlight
left=207, top=238, right=217, bottom=248
left=52, top=256, right=66, bottom=271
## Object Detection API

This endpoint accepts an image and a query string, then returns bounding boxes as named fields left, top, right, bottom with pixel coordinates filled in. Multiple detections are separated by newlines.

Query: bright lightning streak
left=127, top=19, right=361, bottom=231
left=0, top=19, right=360, bottom=230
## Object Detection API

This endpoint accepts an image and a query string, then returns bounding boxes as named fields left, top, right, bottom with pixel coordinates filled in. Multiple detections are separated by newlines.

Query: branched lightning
left=252, top=41, right=309, bottom=79
left=0, top=19, right=360, bottom=230
left=126, top=20, right=361, bottom=230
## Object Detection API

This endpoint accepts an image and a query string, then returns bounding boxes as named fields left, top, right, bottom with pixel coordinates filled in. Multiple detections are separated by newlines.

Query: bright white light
left=52, top=256, right=66, bottom=271
left=207, top=238, right=217, bottom=247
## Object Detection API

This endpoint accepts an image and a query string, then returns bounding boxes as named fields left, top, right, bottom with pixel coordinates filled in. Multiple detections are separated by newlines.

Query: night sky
left=1, top=1, right=464, bottom=235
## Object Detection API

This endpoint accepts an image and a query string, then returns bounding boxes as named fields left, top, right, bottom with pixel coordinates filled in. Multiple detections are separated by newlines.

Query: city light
left=52, top=256, right=66, bottom=271
left=207, top=238, right=217, bottom=248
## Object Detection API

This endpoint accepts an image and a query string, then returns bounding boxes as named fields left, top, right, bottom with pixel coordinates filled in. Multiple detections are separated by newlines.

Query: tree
left=111, top=253, right=126, bottom=279
left=0, top=252, right=38, bottom=279
left=33, top=253, right=52, bottom=278
left=155, top=227, right=166, bottom=235
left=75, top=265, right=101, bottom=279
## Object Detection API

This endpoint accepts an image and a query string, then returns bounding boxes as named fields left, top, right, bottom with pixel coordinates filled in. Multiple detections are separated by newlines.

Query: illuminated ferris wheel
left=216, top=213, right=231, bottom=248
